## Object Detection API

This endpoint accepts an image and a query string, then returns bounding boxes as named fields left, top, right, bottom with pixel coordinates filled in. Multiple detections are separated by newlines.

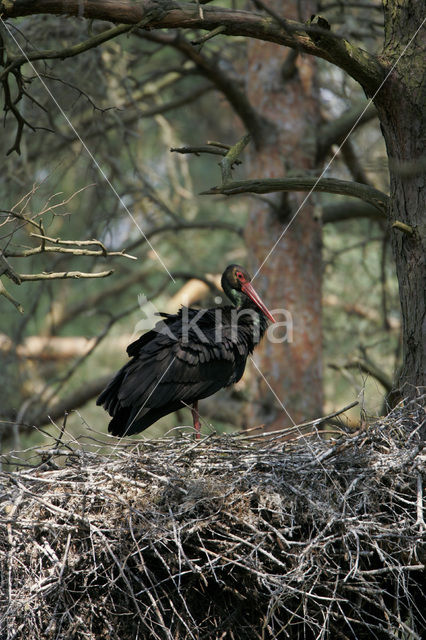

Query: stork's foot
left=191, top=401, right=201, bottom=440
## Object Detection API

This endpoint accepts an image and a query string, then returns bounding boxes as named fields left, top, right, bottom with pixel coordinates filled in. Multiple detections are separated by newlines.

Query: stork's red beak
left=241, top=282, right=276, bottom=323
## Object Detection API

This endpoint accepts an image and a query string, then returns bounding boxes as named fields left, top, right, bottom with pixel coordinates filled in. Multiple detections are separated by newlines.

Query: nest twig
left=1, top=403, right=425, bottom=639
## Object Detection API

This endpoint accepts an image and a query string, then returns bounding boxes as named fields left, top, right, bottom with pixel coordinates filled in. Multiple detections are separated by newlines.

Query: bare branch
left=18, top=270, right=113, bottom=281
left=171, top=145, right=239, bottom=159
left=5, top=234, right=136, bottom=259
left=1, top=68, right=36, bottom=155
left=191, top=25, right=226, bottom=45
left=202, top=176, right=389, bottom=213
left=240, top=400, right=359, bottom=439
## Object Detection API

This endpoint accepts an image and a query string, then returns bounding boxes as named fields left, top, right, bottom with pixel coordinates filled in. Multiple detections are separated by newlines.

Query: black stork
left=97, top=264, right=276, bottom=438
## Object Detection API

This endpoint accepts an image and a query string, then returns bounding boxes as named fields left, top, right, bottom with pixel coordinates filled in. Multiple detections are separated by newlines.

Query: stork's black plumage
left=97, top=265, right=275, bottom=438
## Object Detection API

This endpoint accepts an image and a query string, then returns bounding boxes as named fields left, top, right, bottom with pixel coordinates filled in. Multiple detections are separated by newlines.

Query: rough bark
left=373, top=0, right=425, bottom=399
left=244, top=0, right=323, bottom=427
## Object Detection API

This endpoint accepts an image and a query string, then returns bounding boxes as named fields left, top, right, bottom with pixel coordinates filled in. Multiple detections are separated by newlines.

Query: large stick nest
left=1, top=404, right=425, bottom=640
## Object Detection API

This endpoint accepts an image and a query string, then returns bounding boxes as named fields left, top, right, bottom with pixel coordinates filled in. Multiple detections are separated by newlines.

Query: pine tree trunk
left=375, top=1, right=426, bottom=400
left=244, top=0, right=323, bottom=427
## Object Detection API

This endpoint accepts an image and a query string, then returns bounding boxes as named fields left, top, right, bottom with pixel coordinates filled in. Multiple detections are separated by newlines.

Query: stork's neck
left=222, top=284, right=268, bottom=340
left=223, top=285, right=245, bottom=309
left=222, top=279, right=246, bottom=308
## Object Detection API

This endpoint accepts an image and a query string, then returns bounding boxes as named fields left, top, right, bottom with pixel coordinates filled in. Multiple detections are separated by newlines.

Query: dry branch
left=170, top=144, right=243, bottom=163
left=4, top=234, right=136, bottom=259
left=18, top=270, right=113, bottom=281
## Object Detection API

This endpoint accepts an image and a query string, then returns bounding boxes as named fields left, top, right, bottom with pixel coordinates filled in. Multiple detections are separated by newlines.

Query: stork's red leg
left=191, top=401, right=201, bottom=439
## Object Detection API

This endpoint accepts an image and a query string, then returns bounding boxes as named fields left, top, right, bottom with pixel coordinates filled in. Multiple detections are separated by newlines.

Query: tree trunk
left=374, top=1, right=425, bottom=401
left=244, top=0, right=323, bottom=427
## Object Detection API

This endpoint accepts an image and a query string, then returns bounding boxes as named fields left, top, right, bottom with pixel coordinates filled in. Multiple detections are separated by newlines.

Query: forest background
left=0, top=1, right=416, bottom=455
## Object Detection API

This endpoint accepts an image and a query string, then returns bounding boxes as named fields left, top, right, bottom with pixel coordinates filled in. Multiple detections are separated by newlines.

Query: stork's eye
left=236, top=271, right=244, bottom=281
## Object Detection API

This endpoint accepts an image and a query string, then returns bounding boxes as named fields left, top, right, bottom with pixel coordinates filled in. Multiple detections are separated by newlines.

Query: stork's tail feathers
left=97, top=370, right=183, bottom=437
left=96, top=366, right=127, bottom=415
